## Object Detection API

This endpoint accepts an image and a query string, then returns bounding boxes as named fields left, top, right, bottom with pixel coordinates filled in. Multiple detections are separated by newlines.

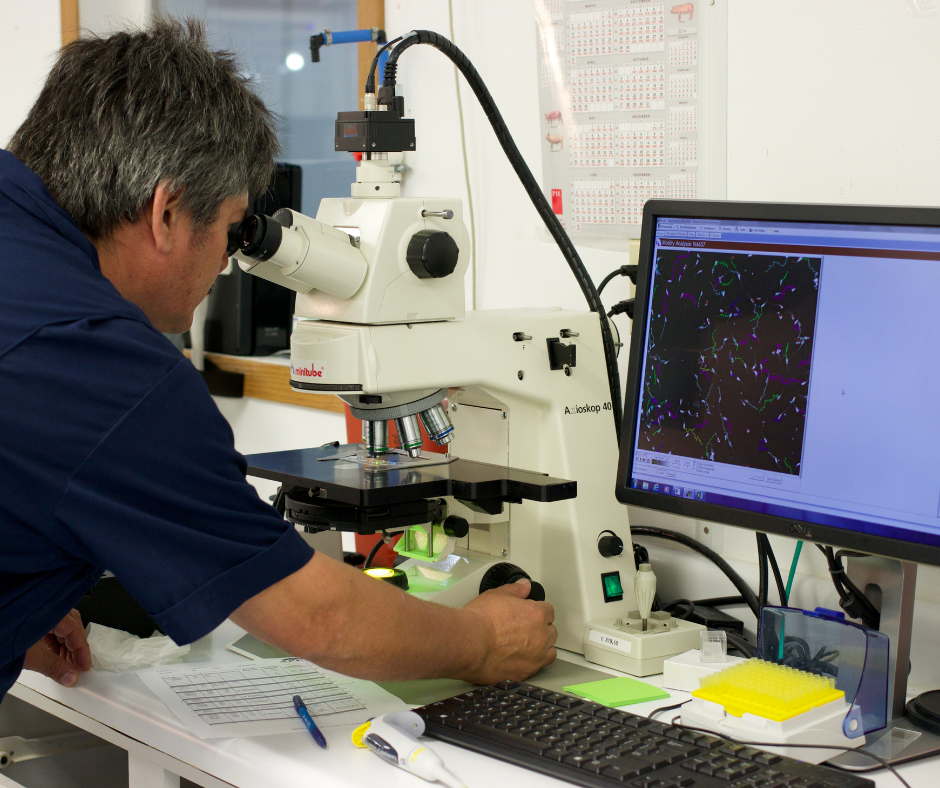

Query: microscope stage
left=245, top=443, right=576, bottom=508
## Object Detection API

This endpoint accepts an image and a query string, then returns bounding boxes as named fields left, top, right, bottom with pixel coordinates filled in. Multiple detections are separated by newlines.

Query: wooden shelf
left=186, top=352, right=345, bottom=413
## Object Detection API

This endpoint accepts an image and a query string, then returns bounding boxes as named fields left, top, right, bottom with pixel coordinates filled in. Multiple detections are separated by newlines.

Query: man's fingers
left=537, top=601, right=555, bottom=625
left=22, top=642, right=79, bottom=688
left=485, top=579, right=537, bottom=600
left=51, top=610, right=92, bottom=671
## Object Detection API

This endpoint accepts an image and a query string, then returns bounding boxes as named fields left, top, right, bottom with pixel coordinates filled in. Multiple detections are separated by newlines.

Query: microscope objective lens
left=419, top=404, right=454, bottom=446
left=361, top=419, right=389, bottom=455
left=395, top=415, right=423, bottom=458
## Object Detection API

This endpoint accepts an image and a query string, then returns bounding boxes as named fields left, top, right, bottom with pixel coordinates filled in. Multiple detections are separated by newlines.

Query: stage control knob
left=598, top=533, right=624, bottom=557
left=479, top=562, right=545, bottom=602
left=407, top=230, right=459, bottom=279
left=442, top=515, right=470, bottom=539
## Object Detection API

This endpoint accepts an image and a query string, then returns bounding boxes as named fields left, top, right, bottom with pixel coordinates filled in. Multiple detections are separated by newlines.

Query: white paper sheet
left=137, top=657, right=407, bottom=739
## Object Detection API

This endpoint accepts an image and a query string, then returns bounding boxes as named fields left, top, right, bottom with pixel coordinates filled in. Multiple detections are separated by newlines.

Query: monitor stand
left=827, top=557, right=940, bottom=770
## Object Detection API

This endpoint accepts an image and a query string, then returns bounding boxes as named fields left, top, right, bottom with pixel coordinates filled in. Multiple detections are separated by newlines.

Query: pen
left=293, top=695, right=328, bottom=749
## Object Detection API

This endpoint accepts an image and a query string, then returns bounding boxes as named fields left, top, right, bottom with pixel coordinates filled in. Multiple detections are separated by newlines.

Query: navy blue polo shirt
left=0, top=150, right=314, bottom=698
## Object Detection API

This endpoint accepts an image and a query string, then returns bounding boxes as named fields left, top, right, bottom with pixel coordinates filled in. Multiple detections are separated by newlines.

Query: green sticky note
left=563, top=677, right=670, bottom=707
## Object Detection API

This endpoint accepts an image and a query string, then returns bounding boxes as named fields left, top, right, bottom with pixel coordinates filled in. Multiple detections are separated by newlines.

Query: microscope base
left=396, top=551, right=500, bottom=607
left=583, top=619, right=706, bottom=677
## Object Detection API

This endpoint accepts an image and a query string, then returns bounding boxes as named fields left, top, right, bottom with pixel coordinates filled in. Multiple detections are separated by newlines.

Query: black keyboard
left=415, top=681, right=874, bottom=788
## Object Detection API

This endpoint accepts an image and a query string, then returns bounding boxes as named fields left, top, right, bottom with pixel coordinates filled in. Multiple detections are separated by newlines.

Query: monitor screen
left=616, top=201, right=940, bottom=566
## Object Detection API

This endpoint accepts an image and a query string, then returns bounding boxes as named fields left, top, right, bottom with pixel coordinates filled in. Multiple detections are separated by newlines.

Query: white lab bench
left=6, top=619, right=935, bottom=788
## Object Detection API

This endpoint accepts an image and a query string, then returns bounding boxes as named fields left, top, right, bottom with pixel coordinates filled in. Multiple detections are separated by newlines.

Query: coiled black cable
left=382, top=31, right=624, bottom=441
left=630, top=525, right=761, bottom=619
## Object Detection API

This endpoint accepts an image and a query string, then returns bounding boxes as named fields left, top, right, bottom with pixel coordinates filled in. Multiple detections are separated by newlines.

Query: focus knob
left=479, top=562, right=545, bottom=602
left=407, top=230, right=459, bottom=279
left=598, top=533, right=624, bottom=557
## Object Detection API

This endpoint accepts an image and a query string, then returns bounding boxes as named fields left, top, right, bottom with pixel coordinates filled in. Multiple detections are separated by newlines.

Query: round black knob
left=598, top=533, right=624, bottom=558
left=443, top=515, right=470, bottom=539
left=407, top=230, right=459, bottom=279
left=479, top=562, right=545, bottom=601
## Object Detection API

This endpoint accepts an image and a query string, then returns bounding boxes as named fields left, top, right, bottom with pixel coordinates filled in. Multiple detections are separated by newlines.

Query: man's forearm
left=231, top=552, right=487, bottom=681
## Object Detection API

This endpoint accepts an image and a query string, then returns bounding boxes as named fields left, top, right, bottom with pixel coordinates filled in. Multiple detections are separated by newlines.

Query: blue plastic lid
left=755, top=606, right=888, bottom=736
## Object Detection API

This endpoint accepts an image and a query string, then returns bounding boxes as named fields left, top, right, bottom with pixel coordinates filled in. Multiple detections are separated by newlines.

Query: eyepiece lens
left=239, top=215, right=262, bottom=250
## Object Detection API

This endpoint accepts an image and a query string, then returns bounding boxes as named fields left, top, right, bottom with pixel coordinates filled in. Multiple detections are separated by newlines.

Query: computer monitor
left=617, top=200, right=940, bottom=569
left=615, top=201, right=940, bottom=761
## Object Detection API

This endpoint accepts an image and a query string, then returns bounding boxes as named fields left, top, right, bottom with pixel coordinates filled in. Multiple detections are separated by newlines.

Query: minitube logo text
left=292, top=362, right=325, bottom=378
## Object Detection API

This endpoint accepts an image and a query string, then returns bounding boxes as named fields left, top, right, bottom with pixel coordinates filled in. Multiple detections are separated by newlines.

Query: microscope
left=230, top=31, right=703, bottom=672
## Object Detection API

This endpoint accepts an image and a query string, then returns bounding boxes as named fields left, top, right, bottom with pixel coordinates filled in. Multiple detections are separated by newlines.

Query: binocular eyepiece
left=227, top=213, right=286, bottom=261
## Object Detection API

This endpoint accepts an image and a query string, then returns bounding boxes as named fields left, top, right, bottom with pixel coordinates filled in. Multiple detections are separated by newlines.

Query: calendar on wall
left=535, top=0, right=727, bottom=246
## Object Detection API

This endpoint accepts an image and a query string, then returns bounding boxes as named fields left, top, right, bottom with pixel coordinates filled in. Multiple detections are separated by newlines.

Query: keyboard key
left=600, top=756, right=654, bottom=778
left=465, top=723, right=551, bottom=753
left=556, top=696, right=583, bottom=709
left=695, top=734, right=723, bottom=749
left=563, top=753, right=594, bottom=768
left=582, top=760, right=609, bottom=774
left=495, top=680, right=520, bottom=691
left=754, top=752, right=782, bottom=765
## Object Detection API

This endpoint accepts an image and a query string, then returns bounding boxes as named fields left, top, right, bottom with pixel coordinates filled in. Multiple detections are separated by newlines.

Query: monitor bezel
left=615, top=199, right=940, bottom=568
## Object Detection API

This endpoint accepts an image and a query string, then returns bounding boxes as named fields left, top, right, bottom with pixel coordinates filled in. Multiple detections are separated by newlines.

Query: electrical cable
left=630, top=525, right=760, bottom=618
left=757, top=532, right=768, bottom=609
left=662, top=719, right=912, bottom=788
left=365, top=37, right=403, bottom=94
left=785, top=539, right=803, bottom=602
left=693, top=595, right=745, bottom=608
left=447, top=0, right=478, bottom=311
left=382, top=31, right=624, bottom=441
left=815, top=544, right=880, bottom=629
left=597, top=264, right=638, bottom=297
left=725, top=631, right=755, bottom=658
left=763, top=535, right=788, bottom=606
left=363, top=535, right=387, bottom=569
left=649, top=700, right=690, bottom=720
left=661, top=598, right=695, bottom=619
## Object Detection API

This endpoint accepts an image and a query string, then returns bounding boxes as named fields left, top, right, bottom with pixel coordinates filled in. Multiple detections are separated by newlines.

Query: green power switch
left=601, top=571, right=624, bottom=602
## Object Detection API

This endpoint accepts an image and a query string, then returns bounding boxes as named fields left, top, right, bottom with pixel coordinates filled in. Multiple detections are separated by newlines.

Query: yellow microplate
left=692, top=658, right=844, bottom=722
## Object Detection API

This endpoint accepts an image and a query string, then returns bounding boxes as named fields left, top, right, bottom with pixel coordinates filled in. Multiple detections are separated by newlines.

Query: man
left=0, top=16, right=556, bottom=697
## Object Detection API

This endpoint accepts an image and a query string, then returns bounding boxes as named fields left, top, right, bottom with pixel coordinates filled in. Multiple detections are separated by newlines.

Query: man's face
left=155, top=194, right=248, bottom=334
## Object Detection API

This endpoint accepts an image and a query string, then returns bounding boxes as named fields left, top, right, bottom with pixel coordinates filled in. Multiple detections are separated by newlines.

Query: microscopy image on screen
left=637, top=250, right=821, bottom=475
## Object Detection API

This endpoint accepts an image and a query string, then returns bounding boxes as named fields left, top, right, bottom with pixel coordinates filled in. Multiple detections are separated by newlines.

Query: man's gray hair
left=8, top=15, right=279, bottom=240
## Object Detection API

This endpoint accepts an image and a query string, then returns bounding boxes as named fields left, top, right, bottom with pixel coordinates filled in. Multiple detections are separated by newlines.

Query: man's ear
left=149, top=182, right=185, bottom=254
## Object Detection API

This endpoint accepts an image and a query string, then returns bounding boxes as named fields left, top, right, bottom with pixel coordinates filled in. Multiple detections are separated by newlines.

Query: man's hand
left=22, top=610, right=92, bottom=688
left=460, top=580, right=557, bottom=684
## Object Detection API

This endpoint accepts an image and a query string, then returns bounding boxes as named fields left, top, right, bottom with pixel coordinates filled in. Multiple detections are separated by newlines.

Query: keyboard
left=415, top=681, right=874, bottom=788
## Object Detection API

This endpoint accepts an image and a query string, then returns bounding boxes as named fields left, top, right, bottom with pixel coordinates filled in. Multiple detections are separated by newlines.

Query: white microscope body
left=235, top=154, right=705, bottom=666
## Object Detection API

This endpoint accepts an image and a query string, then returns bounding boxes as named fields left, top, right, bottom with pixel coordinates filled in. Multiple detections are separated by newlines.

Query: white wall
left=80, top=0, right=152, bottom=35
left=0, top=1, right=61, bottom=147
left=727, top=0, right=940, bottom=206
left=0, top=0, right=156, bottom=149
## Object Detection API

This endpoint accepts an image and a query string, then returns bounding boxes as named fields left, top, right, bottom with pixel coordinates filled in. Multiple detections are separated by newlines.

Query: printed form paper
left=137, top=657, right=407, bottom=738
